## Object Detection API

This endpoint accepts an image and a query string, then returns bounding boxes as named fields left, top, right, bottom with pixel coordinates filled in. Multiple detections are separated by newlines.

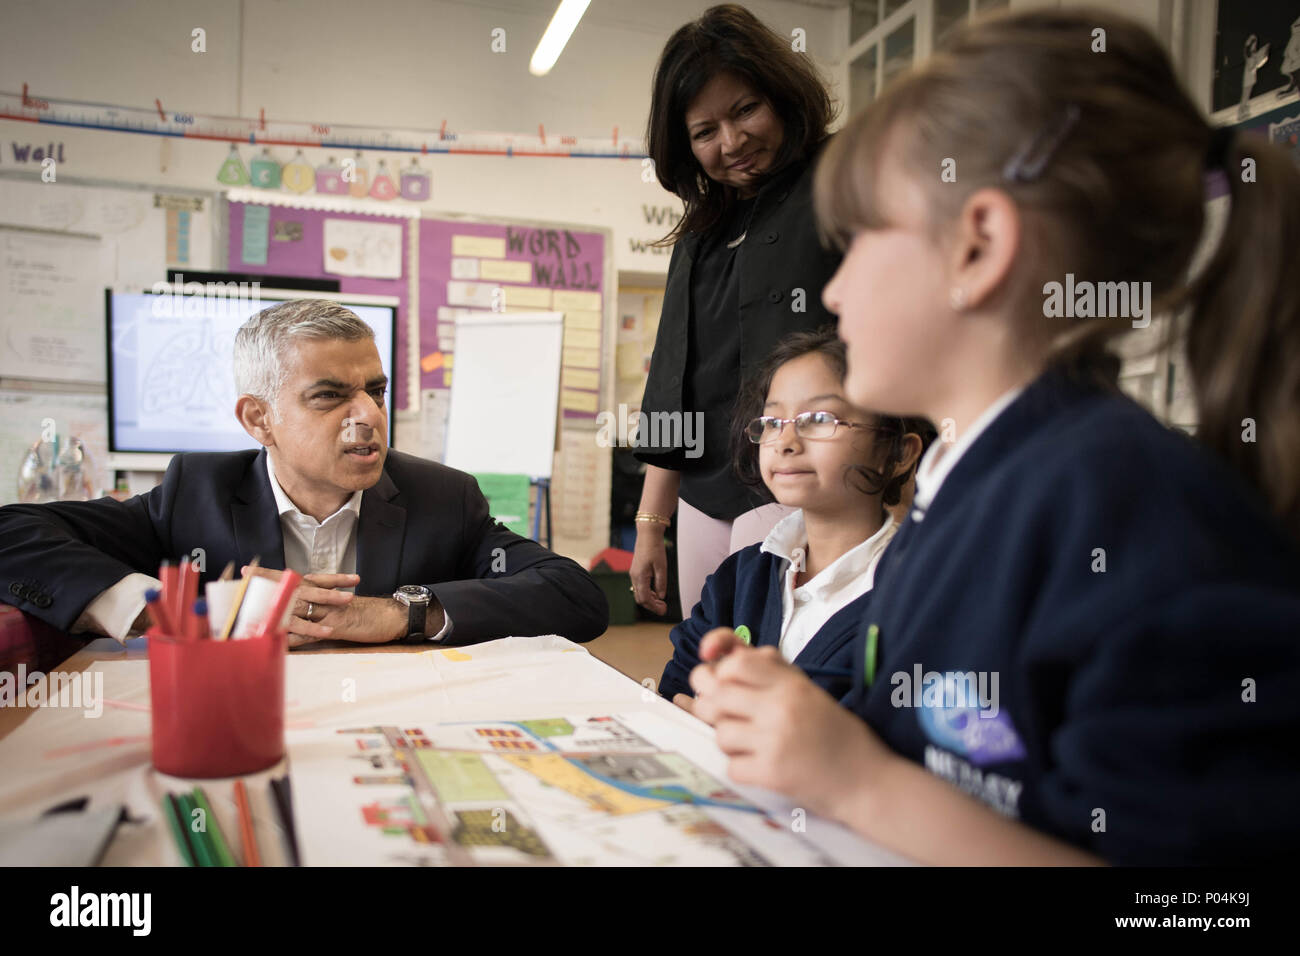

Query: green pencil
left=178, top=792, right=217, bottom=867
left=192, top=786, right=238, bottom=867
left=162, top=793, right=196, bottom=867
left=864, top=623, right=879, bottom=687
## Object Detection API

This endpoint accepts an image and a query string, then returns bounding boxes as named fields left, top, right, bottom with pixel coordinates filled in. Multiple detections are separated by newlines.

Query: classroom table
left=0, top=635, right=908, bottom=866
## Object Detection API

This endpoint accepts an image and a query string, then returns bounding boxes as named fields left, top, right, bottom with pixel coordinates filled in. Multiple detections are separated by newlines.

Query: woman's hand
left=687, top=627, right=892, bottom=822
left=630, top=523, right=669, bottom=615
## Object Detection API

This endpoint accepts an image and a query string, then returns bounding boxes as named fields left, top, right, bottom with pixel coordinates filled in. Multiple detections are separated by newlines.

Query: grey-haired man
left=0, top=300, right=608, bottom=647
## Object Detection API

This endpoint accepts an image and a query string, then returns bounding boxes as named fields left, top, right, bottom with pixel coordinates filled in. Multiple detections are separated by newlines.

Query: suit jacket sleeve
left=424, top=474, right=609, bottom=644
left=0, top=457, right=180, bottom=631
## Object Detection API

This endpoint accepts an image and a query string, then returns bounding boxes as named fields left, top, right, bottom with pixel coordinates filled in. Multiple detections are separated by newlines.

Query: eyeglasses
left=745, top=410, right=883, bottom=444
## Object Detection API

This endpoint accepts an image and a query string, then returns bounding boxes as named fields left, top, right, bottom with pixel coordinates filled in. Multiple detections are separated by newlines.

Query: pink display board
left=227, top=202, right=411, bottom=411
left=418, top=218, right=605, bottom=421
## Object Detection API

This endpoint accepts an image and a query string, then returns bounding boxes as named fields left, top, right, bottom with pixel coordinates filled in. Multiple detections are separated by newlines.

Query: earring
left=949, top=286, right=968, bottom=311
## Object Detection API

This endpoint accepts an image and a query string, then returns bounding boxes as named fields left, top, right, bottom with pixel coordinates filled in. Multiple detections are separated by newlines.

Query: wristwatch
left=393, top=585, right=433, bottom=643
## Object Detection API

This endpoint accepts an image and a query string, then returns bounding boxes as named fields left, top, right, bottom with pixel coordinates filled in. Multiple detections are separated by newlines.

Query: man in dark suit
left=0, top=299, right=608, bottom=647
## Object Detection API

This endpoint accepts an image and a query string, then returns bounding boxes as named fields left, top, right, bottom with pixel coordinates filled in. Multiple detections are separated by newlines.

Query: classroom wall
left=0, top=0, right=847, bottom=275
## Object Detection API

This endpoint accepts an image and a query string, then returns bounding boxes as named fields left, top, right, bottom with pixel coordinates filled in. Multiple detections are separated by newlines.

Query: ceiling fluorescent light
left=530, top=0, right=592, bottom=76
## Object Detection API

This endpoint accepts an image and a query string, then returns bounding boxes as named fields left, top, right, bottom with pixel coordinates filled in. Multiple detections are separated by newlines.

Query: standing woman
left=632, top=4, right=841, bottom=618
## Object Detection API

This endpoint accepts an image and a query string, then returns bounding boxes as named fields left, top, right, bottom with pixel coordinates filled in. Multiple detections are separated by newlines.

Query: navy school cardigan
left=659, top=543, right=871, bottom=702
left=839, top=368, right=1300, bottom=864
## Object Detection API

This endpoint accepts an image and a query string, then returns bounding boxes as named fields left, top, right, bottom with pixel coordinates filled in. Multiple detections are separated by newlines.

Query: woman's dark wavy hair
left=733, top=326, right=936, bottom=507
left=646, top=3, right=837, bottom=245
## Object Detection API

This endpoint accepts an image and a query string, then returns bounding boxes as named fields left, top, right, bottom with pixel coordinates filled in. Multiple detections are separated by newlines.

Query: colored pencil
left=177, top=792, right=216, bottom=867
left=161, top=793, right=196, bottom=867
left=192, top=787, right=237, bottom=867
left=179, top=558, right=199, bottom=636
left=233, top=780, right=261, bottom=867
left=218, top=556, right=259, bottom=641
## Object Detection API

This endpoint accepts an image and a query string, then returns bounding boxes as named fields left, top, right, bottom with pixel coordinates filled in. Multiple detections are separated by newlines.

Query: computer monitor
left=106, top=286, right=397, bottom=465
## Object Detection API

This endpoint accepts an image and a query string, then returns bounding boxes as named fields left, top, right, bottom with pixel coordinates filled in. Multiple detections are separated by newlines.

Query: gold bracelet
left=634, top=511, right=672, bottom=526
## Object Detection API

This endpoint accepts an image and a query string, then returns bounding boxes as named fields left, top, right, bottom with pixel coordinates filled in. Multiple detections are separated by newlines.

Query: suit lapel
left=356, top=468, right=406, bottom=596
left=231, top=448, right=287, bottom=570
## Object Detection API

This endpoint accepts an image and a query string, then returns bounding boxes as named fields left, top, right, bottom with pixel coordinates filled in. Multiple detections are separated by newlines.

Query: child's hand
left=672, top=693, right=696, bottom=715
left=688, top=640, right=895, bottom=822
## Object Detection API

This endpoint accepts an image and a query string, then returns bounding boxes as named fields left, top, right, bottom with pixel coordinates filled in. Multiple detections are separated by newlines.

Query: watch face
left=397, top=585, right=431, bottom=603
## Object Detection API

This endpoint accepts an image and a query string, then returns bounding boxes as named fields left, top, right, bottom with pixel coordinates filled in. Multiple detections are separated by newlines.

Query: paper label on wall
left=552, top=290, right=601, bottom=312
left=323, top=218, right=403, bottom=279
left=616, top=344, right=646, bottom=381
left=564, top=329, right=601, bottom=351
left=241, top=205, right=270, bottom=266
left=446, top=281, right=501, bottom=309
left=502, top=286, right=553, bottom=309
left=479, top=259, right=532, bottom=283
left=560, top=389, right=599, bottom=413
left=564, top=311, right=601, bottom=331
left=562, top=347, right=600, bottom=369
left=417, top=388, right=450, bottom=462
left=451, top=235, right=506, bottom=258
left=562, top=368, right=600, bottom=391
left=450, top=257, right=480, bottom=279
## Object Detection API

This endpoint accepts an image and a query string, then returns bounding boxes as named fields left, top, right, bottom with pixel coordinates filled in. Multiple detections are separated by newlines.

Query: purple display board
left=418, top=218, right=606, bottom=421
left=227, top=202, right=411, bottom=411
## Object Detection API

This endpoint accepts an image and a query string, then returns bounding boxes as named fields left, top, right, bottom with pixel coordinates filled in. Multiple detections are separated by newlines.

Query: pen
left=143, top=588, right=178, bottom=637
left=864, top=623, right=879, bottom=687
left=189, top=598, right=209, bottom=642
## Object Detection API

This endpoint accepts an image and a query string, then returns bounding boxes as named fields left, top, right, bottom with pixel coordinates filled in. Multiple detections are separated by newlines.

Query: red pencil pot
left=147, top=632, right=287, bottom=778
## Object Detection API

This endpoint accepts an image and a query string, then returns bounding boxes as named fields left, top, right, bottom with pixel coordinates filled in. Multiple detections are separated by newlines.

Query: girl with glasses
left=657, top=326, right=932, bottom=705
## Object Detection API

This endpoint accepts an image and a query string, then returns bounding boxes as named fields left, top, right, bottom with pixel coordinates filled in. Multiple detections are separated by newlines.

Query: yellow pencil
left=217, top=556, right=259, bottom=641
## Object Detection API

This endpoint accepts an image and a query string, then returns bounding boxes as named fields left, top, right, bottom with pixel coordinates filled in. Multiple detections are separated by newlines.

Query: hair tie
left=1205, top=126, right=1235, bottom=171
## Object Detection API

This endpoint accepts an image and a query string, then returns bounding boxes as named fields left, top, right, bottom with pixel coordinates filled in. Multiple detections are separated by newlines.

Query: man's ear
left=235, top=395, right=276, bottom=447
left=950, top=187, right=1021, bottom=311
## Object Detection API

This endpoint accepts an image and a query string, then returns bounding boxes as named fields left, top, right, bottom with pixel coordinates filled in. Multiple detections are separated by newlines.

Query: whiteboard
left=443, top=312, right=563, bottom=478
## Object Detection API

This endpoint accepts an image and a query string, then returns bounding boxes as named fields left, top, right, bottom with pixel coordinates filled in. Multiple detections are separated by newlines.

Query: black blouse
left=680, top=197, right=764, bottom=520
left=635, top=140, right=844, bottom=521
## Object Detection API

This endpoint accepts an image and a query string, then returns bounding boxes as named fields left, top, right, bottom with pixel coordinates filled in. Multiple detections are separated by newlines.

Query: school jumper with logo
left=840, top=367, right=1300, bottom=865
left=660, top=509, right=896, bottom=701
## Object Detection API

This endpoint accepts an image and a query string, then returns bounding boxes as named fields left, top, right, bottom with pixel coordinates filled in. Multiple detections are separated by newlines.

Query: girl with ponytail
left=685, top=7, right=1300, bottom=865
